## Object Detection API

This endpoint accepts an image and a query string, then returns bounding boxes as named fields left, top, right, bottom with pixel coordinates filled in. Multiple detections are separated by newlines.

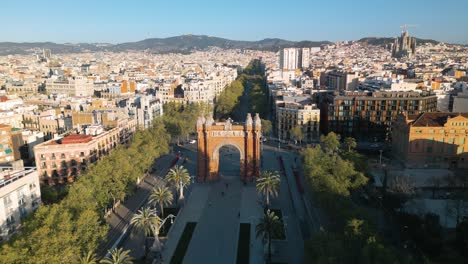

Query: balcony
left=0, top=167, right=38, bottom=189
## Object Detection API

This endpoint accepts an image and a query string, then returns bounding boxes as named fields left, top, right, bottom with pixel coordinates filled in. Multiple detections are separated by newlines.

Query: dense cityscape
left=1, top=2, right=468, bottom=263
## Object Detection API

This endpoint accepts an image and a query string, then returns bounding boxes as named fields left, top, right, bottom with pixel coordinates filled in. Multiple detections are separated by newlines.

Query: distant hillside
left=0, top=35, right=447, bottom=56
left=112, top=35, right=331, bottom=53
left=358, top=37, right=439, bottom=46
left=0, top=35, right=331, bottom=55
left=0, top=42, right=103, bottom=56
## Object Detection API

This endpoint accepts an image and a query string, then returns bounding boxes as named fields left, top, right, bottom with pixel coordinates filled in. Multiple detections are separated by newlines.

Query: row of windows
left=416, top=129, right=467, bottom=134
left=41, top=152, right=85, bottom=159
left=451, top=122, right=467, bottom=126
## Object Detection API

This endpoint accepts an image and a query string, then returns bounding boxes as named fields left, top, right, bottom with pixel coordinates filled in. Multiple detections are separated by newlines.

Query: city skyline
left=1, top=0, right=467, bottom=44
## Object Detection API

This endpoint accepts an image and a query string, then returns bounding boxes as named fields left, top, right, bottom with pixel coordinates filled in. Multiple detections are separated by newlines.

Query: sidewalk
left=97, top=154, right=175, bottom=258
left=263, top=148, right=304, bottom=264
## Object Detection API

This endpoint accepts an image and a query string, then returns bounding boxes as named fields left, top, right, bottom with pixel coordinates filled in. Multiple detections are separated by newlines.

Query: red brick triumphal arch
left=196, top=113, right=261, bottom=182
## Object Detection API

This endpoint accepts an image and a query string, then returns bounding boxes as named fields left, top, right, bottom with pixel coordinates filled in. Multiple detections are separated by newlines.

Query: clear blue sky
left=2, top=0, right=467, bottom=44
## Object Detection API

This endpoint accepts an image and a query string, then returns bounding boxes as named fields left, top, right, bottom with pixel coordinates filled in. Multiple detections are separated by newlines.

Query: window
left=3, top=196, right=12, bottom=206
left=6, top=215, right=15, bottom=225
left=51, top=153, right=56, bottom=159
left=439, top=130, right=445, bottom=134
left=460, top=137, right=465, bottom=144
left=457, top=146, right=464, bottom=155
left=450, top=129, right=456, bottom=134
left=18, top=197, right=26, bottom=206
left=428, top=129, right=434, bottom=134
left=60, top=153, right=66, bottom=159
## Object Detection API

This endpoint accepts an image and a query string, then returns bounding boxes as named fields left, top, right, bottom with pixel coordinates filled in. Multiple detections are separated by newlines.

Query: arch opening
left=215, top=144, right=241, bottom=178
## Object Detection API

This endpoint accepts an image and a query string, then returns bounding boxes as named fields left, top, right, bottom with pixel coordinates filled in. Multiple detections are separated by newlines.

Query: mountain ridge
left=0, top=34, right=444, bottom=55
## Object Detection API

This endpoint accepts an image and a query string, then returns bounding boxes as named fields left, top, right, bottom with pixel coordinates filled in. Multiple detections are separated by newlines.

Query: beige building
left=276, top=98, right=320, bottom=142
left=5, top=81, right=38, bottom=96
left=34, top=126, right=121, bottom=185
left=392, top=112, right=468, bottom=169
left=45, top=76, right=94, bottom=97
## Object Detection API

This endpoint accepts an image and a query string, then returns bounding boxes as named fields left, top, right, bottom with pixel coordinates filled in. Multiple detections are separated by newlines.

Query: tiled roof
left=412, top=112, right=468, bottom=127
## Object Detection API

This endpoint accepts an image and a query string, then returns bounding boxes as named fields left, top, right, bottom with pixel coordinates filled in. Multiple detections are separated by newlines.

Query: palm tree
left=149, top=186, right=173, bottom=217
left=79, top=250, right=98, bottom=264
left=130, top=207, right=162, bottom=254
left=165, top=165, right=191, bottom=203
left=100, top=248, right=133, bottom=264
left=256, top=209, right=282, bottom=264
left=256, top=170, right=281, bottom=207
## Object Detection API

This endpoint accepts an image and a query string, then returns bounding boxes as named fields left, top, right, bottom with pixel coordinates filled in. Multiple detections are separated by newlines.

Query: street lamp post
left=152, top=214, right=176, bottom=252
left=379, top=149, right=383, bottom=165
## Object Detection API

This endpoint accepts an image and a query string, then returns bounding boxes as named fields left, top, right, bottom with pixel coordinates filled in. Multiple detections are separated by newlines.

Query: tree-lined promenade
left=0, top=120, right=170, bottom=263
left=215, top=59, right=269, bottom=120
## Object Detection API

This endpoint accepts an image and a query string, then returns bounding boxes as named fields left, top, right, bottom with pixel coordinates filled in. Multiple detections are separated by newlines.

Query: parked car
left=189, top=139, right=197, bottom=144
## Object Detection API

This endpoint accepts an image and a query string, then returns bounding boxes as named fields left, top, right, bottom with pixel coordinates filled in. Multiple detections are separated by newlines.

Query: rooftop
left=411, top=112, right=468, bottom=127
left=47, top=134, right=93, bottom=145
left=0, top=167, right=37, bottom=189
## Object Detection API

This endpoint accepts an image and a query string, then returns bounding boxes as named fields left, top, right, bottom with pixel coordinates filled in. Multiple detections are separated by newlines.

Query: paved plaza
left=159, top=144, right=306, bottom=264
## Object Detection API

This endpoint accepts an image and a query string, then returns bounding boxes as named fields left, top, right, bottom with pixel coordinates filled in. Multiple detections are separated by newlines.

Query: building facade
left=33, top=126, right=121, bottom=184
left=0, top=168, right=41, bottom=241
left=392, top=113, right=468, bottom=169
left=322, top=91, right=438, bottom=140
left=276, top=101, right=320, bottom=143
left=46, top=76, right=94, bottom=97
left=325, top=71, right=359, bottom=92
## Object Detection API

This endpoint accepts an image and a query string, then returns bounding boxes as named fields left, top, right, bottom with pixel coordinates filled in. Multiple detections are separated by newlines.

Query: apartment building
left=322, top=91, right=438, bottom=140
left=276, top=97, right=320, bottom=142
left=45, top=76, right=94, bottom=97
left=0, top=168, right=41, bottom=241
left=392, top=112, right=468, bottom=169
left=34, top=126, right=120, bottom=184
left=325, top=70, right=359, bottom=91
left=5, top=81, right=38, bottom=96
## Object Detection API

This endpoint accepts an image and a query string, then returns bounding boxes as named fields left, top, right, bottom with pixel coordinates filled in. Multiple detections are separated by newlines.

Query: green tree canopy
left=290, top=126, right=304, bottom=144
left=320, top=132, right=341, bottom=153
left=261, top=119, right=272, bottom=136
left=344, top=137, right=357, bottom=152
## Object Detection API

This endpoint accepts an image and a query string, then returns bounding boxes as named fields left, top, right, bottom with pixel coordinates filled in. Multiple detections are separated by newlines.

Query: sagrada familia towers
left=391, top=30, right=417, bottom=59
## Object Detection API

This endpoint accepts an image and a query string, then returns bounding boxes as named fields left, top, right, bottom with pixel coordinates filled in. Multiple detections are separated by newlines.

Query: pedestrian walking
left=225, top=183, right=228, bottom=188
left=238, top=212, right=240, bottom=218
left=221, top=191, right=225, bottom=196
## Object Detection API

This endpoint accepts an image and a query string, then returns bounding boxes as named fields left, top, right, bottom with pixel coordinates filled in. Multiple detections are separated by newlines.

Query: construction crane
left=400, top=24, right=418, bottom=32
